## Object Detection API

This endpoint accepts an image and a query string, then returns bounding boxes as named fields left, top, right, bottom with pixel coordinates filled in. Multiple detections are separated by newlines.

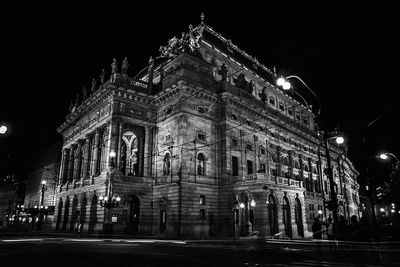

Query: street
left=1, top=236, right=399, bottom=267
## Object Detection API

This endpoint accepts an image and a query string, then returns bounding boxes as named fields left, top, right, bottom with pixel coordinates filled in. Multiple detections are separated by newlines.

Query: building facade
left=53, top=18, right=360, bottom=238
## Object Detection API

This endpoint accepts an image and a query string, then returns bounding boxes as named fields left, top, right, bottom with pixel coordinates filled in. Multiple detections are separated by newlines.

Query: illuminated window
left=197, top=153, right=205, bottom=175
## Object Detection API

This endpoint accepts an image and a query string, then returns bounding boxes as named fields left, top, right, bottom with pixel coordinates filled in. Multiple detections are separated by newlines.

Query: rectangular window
left=288, top=109, right=293, bottom=116
left=279, top=102, right=285, bottom=111
left=247, top=160, right=253, bottom=174
left=232, top=156, right=239, bottom=176
left=246, top=144, right=252, bottom=151
left=232, top=138, right=238, bottom=147
left=200, top=209, right=206, bottom=220
left=296, top=112, right=301, bottom=121
left=260, top=148, right=265, bottom=154
left=259, top=163, right=266, bottom=173
left=269, top=96, right=275, bottom=106
left=271, top=168, right=277, bottom=176
left=303, top=118, right=308, bottom=126
left=197, top=132, right=206, bottom=142
left=199, top=195, right=205, bottom=205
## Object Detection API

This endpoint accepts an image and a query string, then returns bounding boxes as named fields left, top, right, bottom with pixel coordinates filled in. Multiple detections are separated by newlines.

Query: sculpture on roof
left=122, top=57, right=129, bottom=75
left=91, top=78, right=97, bottom=93
left=159, top=24, right=203, bottom=58
left=99, top=69, right=105, bottom=84
left=82, top=86, right=88, bottom=100
left=111, top=58, right=118, bottom=74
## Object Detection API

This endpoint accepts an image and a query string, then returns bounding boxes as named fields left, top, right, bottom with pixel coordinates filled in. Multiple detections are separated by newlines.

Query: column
left=73, top=142, right=82, bottom=181
left=143, top=126, right=152, bottom=177
left=106, top=120, right=119, bottom=168
left=82, top=135, right=91, bottom=180
left=67, top=145, right=76, bottom=183
left=116, top=121, right=123, bottom=171
left=58, top=148, right=67, bottom=185
left=91, top=129, right=100, bottom=176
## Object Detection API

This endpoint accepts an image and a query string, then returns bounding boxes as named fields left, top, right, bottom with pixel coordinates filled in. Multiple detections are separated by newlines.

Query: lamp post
left=379, top=152, right=400, bottom=164
left=277, top=75, right=344, bottom=224
left=99, top=194, right=120, bottom=235
left=38, top=180, right=47, bottom=230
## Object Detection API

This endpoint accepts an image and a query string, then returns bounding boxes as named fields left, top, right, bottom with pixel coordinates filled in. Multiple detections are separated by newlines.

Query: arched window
left=294, top=160, right=300, bottom=169
left=270, top=153, right=277, bottom=163
left=303, top=164, right=309, bottom=172
left=197, top=153, right=205, bottom=175
left=120, top=132, right=139, bottom=176
left=163, top=153, right=171, bottom=176
left=312, top=167, right=318, bottom=175
left=282, top=157, right=289, bottom=166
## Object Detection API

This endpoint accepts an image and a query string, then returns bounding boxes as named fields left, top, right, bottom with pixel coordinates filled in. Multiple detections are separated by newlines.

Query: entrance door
left=268, top=195, right=278, bottom=236
left=295, top=198, right=304, bottom=237
left=282, top=196, right=292, bottom=238
left=127, top=195, right=140, bottom=234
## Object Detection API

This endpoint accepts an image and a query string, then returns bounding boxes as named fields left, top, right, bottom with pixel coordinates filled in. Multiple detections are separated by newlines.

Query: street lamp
left=379, top=152, right=400, bottom=163
left=37, top=180, right=48, bottom=230
left=0, top=125, right=7, bottom=134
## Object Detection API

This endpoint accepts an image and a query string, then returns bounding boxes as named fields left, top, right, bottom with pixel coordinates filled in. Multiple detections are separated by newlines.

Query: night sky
left=1, top=4, right=398, bottom=178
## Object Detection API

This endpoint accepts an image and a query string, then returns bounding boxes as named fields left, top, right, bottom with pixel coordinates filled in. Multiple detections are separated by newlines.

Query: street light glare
left=282, top=81, right=291, bottom=90
left=110, top=151, right=116, bottom=157
left=0, top=125, right=7, bottom=134
left=41, top=180, right=47, bottom=185
left=276, top=77, right=285, bottom=86
left=380, top=153, right=388, bottom=160
left=335, top=136, right=344, bottom=144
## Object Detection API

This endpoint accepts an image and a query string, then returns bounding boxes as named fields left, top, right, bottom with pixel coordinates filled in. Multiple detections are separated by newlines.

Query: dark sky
left=0, top=3, right=398, bottom=176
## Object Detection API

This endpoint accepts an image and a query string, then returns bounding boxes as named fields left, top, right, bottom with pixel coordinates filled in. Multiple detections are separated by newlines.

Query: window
left=270, top=168, right=277, bottom=176
left=232, top=138, right=238, bottom=147
left=197, top=153, right=205, bottom=175
left=269, top=96, right=275, bottom=106
left=294, top=160, right=300, bottom=169
left=232, top=156, right=239, bottom=176
left=163, top=154, right=171, bottom=176
left=246, top=120, right=251, bottom=126
left=160, top=210, right=167, bottom=233
left=288, top=109, right=293, bottom=116
left=282, top=157, right=289, bottom=166
left=303, top=117, right=308, bottom=126
left=259, top=163, right=266, bottom=173
left=303, top=164, right=309, bottom=172
left=279, top=101, right=285, bottom=111
left=197, top=132, right=206, bottom=142
left=270, top=153, right=277, bottom=163
left=260, top=148, right=265, bottom=155
left=247, top=160, right=253, bottom=174
left=296, top=112, right=301, bottom=121
left=246, top=144, right=252, bottom=151
left=199, top=195, right=205, bottom=205
left=231, top=114, right=238, bottom=121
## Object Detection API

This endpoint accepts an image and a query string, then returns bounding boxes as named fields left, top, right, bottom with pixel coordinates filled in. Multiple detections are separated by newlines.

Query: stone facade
left=53, top=19, right=360, bottom=238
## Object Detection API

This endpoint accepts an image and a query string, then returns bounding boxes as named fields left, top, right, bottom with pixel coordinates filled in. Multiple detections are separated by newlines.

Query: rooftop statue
left=111, top=58, right=118, bottom=74
left=122, top=57, right=129, bottom=75
left=91, top=78, right=97, bottom=93
left=82, top=86, right=88, bottom=100
left=99, top=69, right=105, bottom=84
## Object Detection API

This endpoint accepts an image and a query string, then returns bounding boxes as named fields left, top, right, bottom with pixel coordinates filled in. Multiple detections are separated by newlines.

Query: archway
left=295, top=198, right=304, bottom=237
left=69, top=197, right=78, bottom=232
left=282, top=196, right=292, bottom=238
left=80, top=196, right=87, bottom=233
left=55, top=198, right=63, bottom=231
left=88, top=195, right=98, bottom=234
left=268, top=194, right=278, bottom=237
left=62, top=197, right=70, bottom=232
left=126, top=195, right=140, bottom=234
